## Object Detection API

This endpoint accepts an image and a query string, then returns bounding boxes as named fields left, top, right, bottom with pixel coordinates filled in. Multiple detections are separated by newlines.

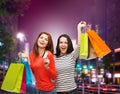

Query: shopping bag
left=88, top=37, right=97, bottom=59
left=1, top=63, right=25, bottom=93
left=87, top=30, right=111, bottom=58
left=21, top=58, right=36, bottom=94
left=79, top=33, right=88, bottom=59
left=20, top=68, right=26, bottom=93
left=21, top=58, right=32, bottom=85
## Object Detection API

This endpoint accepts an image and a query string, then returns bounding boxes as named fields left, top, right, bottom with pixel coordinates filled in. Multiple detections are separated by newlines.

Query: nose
left=41, top=38, right=45, bottom=42
left=61, top=43, right=66, bottom=46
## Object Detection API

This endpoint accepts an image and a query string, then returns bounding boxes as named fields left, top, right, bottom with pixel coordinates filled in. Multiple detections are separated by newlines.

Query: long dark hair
left=55, top=34, right=74, bottom=57
left=33, top=32, right=54, bottom=57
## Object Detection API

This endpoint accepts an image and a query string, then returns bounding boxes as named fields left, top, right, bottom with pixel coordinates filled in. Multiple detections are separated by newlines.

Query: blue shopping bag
left=21, top=58, right=32, bottom=85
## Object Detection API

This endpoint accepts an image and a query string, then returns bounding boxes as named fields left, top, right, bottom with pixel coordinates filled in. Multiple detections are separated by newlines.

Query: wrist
left=46, top=67, right=49, bottom=70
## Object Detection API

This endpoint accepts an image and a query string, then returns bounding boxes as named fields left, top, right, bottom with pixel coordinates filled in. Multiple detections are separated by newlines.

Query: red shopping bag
left=20, top=68, right=26, bottom=93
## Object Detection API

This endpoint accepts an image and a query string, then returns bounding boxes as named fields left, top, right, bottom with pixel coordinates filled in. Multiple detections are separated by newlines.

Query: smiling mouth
left=61, top=48, right=66, bottom=50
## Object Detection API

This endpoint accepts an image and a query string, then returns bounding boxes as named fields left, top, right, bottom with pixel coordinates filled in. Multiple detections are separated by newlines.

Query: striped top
left=54, top=46, right=79, bottom=92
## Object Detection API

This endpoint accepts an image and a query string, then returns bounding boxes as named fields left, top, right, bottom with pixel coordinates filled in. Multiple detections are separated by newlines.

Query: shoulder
left=30, top=51, right=34, bottom=56
left=74, top=45, right=80, bottom=49
left=46, top=50, right=53, bottom=57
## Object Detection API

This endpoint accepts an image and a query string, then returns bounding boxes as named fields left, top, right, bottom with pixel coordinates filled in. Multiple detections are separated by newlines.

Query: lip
left=40, top=42, right=45, bottom=45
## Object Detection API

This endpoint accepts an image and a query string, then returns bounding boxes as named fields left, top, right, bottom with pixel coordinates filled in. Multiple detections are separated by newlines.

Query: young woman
left=20, top=32, right=57, bottom=94
left=54, top=21, right=86, bottom=94
left=54, top=34, right=79, bottom=94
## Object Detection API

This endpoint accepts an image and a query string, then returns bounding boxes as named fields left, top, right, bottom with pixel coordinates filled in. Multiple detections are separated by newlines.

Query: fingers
left=78, top=21, right=86, bottom=28
left=44, top=58, right=50, bottom=64
left=44, top=58, right=50, bottom=69
left=18, top=52, right=22, bottom=58
left=18, top=51, right=28, bottom=58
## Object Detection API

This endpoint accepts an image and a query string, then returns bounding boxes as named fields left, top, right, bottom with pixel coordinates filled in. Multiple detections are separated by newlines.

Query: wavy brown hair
left=33, top=32, right=54, bottom=57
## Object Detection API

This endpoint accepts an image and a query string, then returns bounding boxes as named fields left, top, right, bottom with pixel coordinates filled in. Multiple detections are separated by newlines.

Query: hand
left=44, top=57, right=50, bottom=70
left=77, top=21, right=87, bottom=45
left=18, top=51, right=30, bottom=64
left=18, top=51, right=28, bottom=58
left=77, top=21, right=86, bottom=29
left=18, top=52, right=22, bottom=58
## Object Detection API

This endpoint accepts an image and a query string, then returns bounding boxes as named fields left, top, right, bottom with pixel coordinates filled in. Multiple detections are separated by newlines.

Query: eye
left=39, top=36, right=43, bottom=39
left=60, top=41, right=63, bottom=44
left=45, top=38, right=48, bottom=41
left=65, top=42, right=68, bottom=44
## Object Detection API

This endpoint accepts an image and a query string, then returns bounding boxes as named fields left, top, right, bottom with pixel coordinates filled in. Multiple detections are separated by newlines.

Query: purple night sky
left=19, top=0, right=96, bottom=50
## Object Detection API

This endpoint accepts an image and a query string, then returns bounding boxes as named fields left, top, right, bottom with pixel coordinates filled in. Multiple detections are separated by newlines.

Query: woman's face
left=59, top=37, right=68, bottom=55
left=37, top=33, right=48, bottom=49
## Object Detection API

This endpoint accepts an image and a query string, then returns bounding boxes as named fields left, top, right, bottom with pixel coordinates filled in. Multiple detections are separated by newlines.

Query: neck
left=60, top=53, right=66, bottom=56
left=38, top=48, right=46, bottom=56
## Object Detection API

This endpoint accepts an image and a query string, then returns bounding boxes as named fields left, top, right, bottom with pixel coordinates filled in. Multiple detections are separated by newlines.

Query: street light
left=16, top=32, right=29, bottom=54
left=16, top=32, right=26, bottom=52
left=16, top=32, right=26, bottom=42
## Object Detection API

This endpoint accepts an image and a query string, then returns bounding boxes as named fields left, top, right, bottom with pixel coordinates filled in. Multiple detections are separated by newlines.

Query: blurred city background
left=0, top=0, right=120, bottom=93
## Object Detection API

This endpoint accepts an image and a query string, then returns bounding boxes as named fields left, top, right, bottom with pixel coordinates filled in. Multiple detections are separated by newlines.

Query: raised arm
left=77, top=21, right=86, bottom=45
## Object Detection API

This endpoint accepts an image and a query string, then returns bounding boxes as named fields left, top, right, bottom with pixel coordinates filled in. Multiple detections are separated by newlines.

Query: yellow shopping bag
left=79, top=33, right=88, bottom=59
left=87, top=30, right=111, bottom=58
left=1, top=63, right=24, bottom=93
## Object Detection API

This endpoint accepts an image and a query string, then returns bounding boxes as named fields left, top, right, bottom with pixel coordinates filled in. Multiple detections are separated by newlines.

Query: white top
left=54, top=46, right=79, bottom=92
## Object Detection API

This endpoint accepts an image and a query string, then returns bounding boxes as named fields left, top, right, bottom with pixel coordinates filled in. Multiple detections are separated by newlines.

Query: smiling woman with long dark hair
left=54, top=34, right=79, bottom=94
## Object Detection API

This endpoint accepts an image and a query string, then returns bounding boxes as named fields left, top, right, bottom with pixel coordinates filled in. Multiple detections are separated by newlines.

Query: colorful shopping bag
left=87, top=30, right=111, bottom=58
left=88, top=36, right=97, bottom=59
left=21, top=58, right=32, bottom=85
left=1, top=63, right=25, bottom=93
left=79, top=33, right=88, bottom=59
left=20, top=68, right=26, bottom=93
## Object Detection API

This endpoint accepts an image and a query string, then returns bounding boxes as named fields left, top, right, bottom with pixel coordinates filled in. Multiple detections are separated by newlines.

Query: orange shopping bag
left=87, top=30, right=111, bottom=58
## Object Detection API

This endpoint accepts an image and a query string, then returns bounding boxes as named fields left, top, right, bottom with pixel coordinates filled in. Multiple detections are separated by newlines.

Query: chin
left=61, top=51, right=67, bottom=54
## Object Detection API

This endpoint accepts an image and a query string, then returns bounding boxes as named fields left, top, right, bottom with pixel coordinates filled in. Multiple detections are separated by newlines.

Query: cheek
left=45, top=41, right=49, bottom=46
left=58, top=44, right=61, bottom=48
left=66, top=44, right=68, bottom=47
left=65, top=44, right=68, bottom=49
left=37, top=41, right=40, bottom=46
